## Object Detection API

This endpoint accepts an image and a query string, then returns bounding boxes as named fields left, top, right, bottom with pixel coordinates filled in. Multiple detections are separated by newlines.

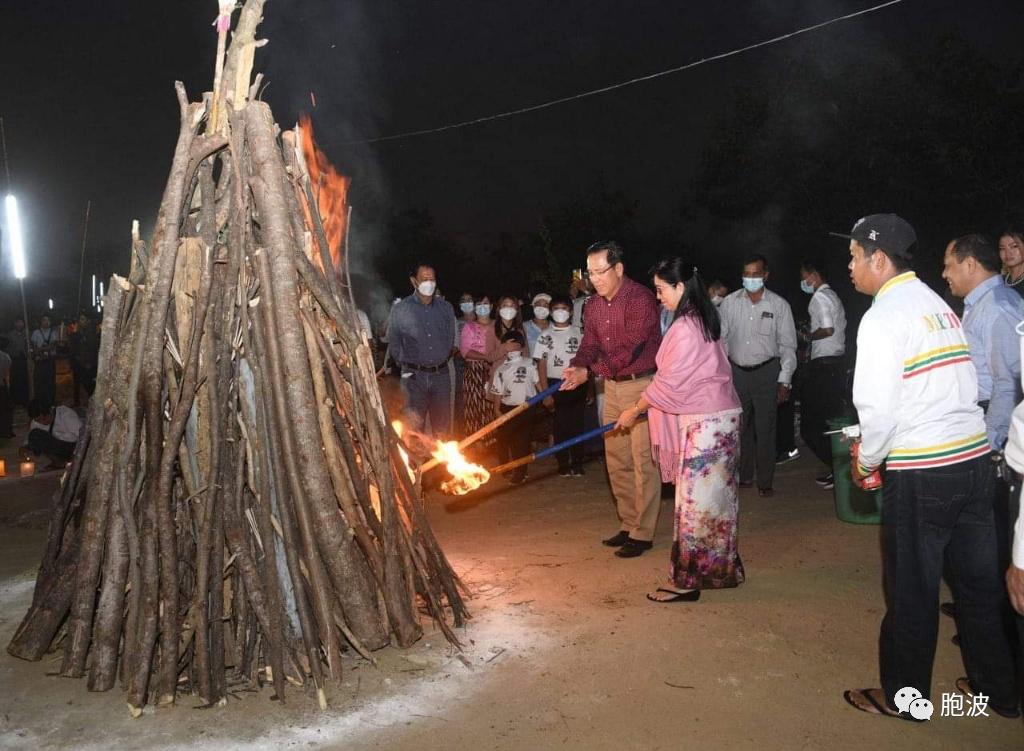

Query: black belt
left=810, top=355, right=845, bottom=367
left=403, top=359, right=450, bottom=373
left=609, top=368, right=656, bottom=382
left=730, top=357, right=778, bottom=372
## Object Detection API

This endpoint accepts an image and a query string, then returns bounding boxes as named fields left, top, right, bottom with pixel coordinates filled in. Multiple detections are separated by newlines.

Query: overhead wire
left=339, top=0, right=903, bottom=146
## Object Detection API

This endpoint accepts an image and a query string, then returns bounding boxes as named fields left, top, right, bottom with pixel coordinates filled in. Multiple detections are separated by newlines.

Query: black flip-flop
left=646, top=588, right=700, bottom=603
left=955, top=677, right=1021, bottom=719
left=843, top=688, right=923, bottom=722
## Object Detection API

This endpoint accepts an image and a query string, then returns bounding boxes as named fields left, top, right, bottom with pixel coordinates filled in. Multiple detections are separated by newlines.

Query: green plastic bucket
left=827, top=416, right=883, bottom=525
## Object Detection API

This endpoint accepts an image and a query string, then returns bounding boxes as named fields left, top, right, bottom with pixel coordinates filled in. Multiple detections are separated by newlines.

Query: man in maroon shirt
left=561, top=241, right=663, bottom=558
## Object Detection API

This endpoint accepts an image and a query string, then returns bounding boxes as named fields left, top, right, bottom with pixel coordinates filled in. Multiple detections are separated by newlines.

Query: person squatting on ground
left=20, top=399, right=83, bottom=468
left=718, top=254, right=798, bottom=497
left=489, top=330, right=539, bottom=486
left=560, top=240, right=663, bottom=559
left=836, top=214, right=1019, bottom=721
left=535, top=295, right=585, bottom=477
left=386, top=261, right=458, bottom=438
left=615, top=258, right=744, bottom=603
left=797, top=258, right=848, bottom=490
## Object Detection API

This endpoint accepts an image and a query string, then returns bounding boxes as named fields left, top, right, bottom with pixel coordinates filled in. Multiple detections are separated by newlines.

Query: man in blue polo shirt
left=387, top=260, right=457, bottom=437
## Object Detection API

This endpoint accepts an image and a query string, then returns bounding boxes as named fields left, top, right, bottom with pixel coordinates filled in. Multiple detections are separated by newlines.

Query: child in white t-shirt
left=534, top=294, right=587, bottom=476
left=490, top=330, right=539, bottom=485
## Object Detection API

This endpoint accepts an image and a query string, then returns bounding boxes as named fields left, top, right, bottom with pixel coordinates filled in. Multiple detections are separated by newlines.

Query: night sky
left=1, top=0, right=1021, bottom=321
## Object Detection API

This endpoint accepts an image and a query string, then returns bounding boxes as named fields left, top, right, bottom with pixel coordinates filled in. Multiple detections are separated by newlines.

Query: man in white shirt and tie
left=718, top=254, right=798, bottom=497
left=798, top=259, right=847, bottom=490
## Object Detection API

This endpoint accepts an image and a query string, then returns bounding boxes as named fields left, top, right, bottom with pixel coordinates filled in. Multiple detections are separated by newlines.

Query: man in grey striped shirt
left=718, top=254, right=798, bottom=497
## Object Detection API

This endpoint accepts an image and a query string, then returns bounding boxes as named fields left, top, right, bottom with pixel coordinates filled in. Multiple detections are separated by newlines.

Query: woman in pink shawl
left=614, top=258, right=744, bottom=603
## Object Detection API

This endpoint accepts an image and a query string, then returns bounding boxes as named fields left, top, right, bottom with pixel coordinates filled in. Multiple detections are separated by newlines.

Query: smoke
left=260, top=1, right=402, bottom=328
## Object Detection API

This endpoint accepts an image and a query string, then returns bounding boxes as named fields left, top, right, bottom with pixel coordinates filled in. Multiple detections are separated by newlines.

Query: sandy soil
left=0, top=444, right=1019, bottom=749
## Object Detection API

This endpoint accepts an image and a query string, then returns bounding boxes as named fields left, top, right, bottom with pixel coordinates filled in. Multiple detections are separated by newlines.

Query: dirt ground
left=0, top=435, right=1020, bottom=749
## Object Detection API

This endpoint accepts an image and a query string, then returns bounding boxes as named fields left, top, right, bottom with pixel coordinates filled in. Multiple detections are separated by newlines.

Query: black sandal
left=843, top=688, right=924, bottom=722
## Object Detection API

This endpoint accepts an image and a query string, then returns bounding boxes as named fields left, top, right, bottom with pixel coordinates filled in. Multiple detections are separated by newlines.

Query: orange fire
left=392, top=421, right=417, bottom=484
left=299, top=113, right=351, bottom=274
left=392, top=421, right=491, bottom=495
left=431, top=441, right=491, bottom=496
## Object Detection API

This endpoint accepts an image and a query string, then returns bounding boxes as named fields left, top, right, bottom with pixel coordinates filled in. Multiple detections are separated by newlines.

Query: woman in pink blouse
left=615, top=258, right=744, bottom=603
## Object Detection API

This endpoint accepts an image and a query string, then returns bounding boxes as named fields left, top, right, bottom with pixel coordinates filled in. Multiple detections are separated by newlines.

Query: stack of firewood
left=7, top=0, right=467, bottom=714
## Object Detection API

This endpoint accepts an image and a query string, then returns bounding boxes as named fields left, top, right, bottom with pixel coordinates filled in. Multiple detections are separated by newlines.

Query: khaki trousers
left=602, top=377, right=662, bottom=542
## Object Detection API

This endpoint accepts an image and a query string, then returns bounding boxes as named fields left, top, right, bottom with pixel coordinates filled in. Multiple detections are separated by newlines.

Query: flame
left=431, top=441, right=491, bottom=496
left=392, top=420, right=490, bottom=495
left=299, top=113, right=351, bottom=274
left=392, top=421, right=416, bottom=484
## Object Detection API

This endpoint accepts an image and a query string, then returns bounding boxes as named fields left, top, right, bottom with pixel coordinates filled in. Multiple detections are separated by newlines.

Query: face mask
left=741, top=277, right=764, bottom=293
left=460, top=301, right=475, bottom=314
left=551, top=309, right=571, bottom=324
left=506, top=350, right=521, bottom=361
left=800, top=280, right=815, bottom=295
left=711, top=295, right=723, bottom=306
left=499, top=306, right=517, bottom=321
left=475, top=304, right=491, bottom=317
left=417, top=280, right=436, bottom=297
left=533, top=306, right=550, bottom=320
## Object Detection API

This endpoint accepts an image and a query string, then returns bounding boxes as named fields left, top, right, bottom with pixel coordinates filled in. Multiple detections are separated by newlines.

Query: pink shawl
left=644, top=316, right=740, bottom=482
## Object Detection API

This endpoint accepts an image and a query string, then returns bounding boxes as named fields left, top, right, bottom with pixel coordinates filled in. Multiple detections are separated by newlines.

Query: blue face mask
left=741, top=277, right=764, bottom=293
left=460, top=301, right=475, bottom=313
left=800, top=280, right=815, bottom=295
left=475, top=304, right=492, bottom=317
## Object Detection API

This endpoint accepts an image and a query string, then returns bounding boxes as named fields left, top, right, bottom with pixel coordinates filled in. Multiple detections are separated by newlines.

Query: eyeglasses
left=587, top=266, right=616, bottom=277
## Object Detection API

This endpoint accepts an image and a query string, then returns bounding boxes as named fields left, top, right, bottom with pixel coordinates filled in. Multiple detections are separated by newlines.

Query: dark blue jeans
left=879, top=455, right=1017, bottom=710
left=400, top=368, right=452, bottom=438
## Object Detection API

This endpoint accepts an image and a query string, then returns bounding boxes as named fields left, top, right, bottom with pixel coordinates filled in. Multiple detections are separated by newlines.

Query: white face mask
left=416, top=280, right=437, bottom=297
left=741, top=277, right=764, bottom=293
left=475, top=304, right=491, bottom=317
left=460, top=301, right=475, bottom=314
left=711, top=295, right=723, bottom=306
left=533, top=306, right=550, bottom=320
left=499, top=306, right=517, bottom=321
left=506, top=350, right=520, bottom=361
left=551, top=309, right=571, bottom=324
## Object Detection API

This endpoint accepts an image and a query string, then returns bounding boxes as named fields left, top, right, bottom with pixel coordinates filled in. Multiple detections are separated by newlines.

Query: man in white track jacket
left=836, top=214, right=1018, bottom=721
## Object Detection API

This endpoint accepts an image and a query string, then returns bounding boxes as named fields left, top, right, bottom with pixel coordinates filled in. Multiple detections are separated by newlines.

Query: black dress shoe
left=602, top=531, right=631, bottom=547
left=614, top=539, right=653, bottom=558
left=940, top=601, right=958, bottom=619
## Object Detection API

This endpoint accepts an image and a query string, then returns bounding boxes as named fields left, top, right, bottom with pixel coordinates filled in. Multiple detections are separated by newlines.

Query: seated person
left=20, top=399, right=82, bottom=468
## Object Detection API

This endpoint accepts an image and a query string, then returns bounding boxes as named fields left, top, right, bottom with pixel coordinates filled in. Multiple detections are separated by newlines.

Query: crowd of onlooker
left=380, top=220, right=1024, bottom=721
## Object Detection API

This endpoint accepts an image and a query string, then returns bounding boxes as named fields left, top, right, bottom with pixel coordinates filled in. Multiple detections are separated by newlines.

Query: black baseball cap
left=830, top=213, right=917, bottom=259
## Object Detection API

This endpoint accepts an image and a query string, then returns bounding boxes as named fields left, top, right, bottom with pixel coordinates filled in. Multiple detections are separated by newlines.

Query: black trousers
left=879, top=456, right=1018, bottom=710
left=33, top=358, right=56, bottom=409
left=552, top=383, right=587, bottom=471
left=732, top=360, right=780, bottom=490
left=800, top=357, right=847, bottom=468
left=10, top=354, right=28, bottom=406
left=0, top=384, right=11, bottom=436
left=26, top=428, right=76, bottom=462
left=498, top=403, right=535, bottom=480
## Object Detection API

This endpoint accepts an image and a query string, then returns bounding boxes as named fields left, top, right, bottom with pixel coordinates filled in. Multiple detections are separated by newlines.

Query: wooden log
left=247, top=101, right=386, bottom=653
left=246, top=251, right=328, bottom=707
left=7, top=536, right=81, bottom=661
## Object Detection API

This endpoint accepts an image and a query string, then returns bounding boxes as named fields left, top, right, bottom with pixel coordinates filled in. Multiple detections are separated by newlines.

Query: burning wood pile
left=6, top=0, right=467, bottom=714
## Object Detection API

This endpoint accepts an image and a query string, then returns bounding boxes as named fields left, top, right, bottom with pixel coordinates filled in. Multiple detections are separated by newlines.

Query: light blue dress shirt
left=962, top=274, right=1024, bottom=448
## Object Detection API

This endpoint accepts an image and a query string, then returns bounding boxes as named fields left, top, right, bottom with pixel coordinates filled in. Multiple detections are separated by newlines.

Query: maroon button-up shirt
left=569, top=276, right=661, bottom=378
